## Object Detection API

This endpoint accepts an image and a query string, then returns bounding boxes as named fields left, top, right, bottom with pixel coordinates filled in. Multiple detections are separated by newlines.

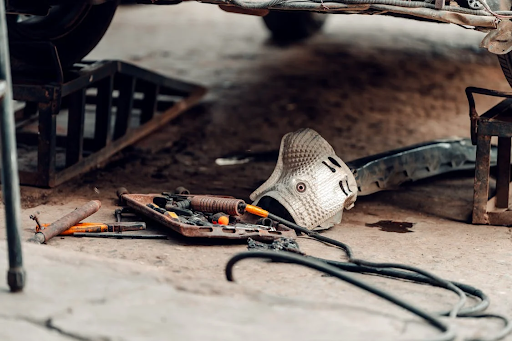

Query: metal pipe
left=0, top=0, right=25, bottom=292
left=72, top=233, right=167, bottom=239
left=29, top=200, right=102, bottom=244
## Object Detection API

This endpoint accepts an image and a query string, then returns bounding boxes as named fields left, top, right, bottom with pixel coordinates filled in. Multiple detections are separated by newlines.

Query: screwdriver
left=147, top=203, right=180, bottom=221
left=36, top=222, right=147, bottom=236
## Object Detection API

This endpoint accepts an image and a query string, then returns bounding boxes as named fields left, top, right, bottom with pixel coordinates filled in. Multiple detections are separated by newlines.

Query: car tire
left=498, top=53, right=512, bottom=87
left=262, top=11, right=327, bottom=41
left=7, top=0, right=119, bottom=67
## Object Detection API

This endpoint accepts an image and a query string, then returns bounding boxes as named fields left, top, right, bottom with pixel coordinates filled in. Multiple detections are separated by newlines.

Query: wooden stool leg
left=496, top=137, right=511, bottom=209
left=473, top=134, right=492, bottom=224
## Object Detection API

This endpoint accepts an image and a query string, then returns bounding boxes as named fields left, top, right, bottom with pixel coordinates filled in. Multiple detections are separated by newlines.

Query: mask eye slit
left=345, top=179, right=352, bottom=193
left=339, top=181, right=348, bottom=196
left=328, top=157, right=342, bottom=168
left=322, top=161, right=336, bottom=173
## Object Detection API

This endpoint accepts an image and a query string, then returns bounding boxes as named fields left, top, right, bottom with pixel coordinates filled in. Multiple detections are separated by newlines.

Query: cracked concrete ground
left=2, top=3, right=512, bottom=341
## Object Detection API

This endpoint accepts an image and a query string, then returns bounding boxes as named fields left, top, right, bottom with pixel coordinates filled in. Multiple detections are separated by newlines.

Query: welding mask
left=250, top=128, right=357, bottom=230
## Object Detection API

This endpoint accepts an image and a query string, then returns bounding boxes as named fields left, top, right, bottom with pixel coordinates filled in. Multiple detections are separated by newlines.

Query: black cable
left=269, top=212, right=469, bottom=317
left=267, top=212, right=354, bottom=258
left=350, top=258, right=467, bottom=319
left=234, top=211, right=512, bottom=340
left=308, top=256, right=490, bottom=317
left=268, top=211, right=475, bottom=316
left=226, top=251, right=456, bottom=341
left=315, top=248, right=511, bottom=340
left=315, top=258, right=490, bottom=317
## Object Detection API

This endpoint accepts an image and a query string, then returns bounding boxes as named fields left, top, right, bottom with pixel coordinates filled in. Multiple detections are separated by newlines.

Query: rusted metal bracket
left=466, top=87, right=512, bottom=225
left=12, top=60, right=206, bottom=187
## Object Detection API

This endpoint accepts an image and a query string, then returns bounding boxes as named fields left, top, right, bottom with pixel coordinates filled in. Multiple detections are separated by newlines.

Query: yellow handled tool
left=36, top=222, right=146, bottom=236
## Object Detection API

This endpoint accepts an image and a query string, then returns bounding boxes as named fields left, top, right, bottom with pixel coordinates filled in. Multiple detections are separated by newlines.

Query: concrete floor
left=1, top=3, right=512, bottom=341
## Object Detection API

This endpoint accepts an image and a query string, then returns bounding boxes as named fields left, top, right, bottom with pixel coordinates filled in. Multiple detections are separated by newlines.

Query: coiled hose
left=226, top=209, right=512, bottom=341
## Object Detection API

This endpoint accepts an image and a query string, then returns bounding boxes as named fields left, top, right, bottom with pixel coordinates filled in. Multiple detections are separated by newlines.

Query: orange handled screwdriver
left=34, top=222, right=146, bottom=236
left=60, top=222, right=146, bottom=235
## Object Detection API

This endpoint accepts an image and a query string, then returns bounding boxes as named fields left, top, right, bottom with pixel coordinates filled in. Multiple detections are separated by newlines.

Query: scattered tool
left=29, top=213, right=42, bottom=232
left=185, top=215, right=212, bottom=226
left=247, top=237, right=303, bottom=254
left=114, top=207, right=139, bottom=223
left=56, top=222, right=146, bottom=236
left=28, top=200, right=102, bottom=244
left=146, top=203, right=180, bottom=221
left=152, top=196, right=218, bottom=226
left=118, top=190, right=297, bottom=239
left=256, top=218, right=274, bottom=227
left=73, top=233, right=167, bottom=239
left=210, top=213, right=229, bottom=225
left=174, top=186, right=190, bottom=195
left=229, top=224, right=276, bottom=232
left=154, top=195, right=245, bottom=216
left=153, top=194, right=304, bottom=231
left=152, top=194, right=340, bottom=235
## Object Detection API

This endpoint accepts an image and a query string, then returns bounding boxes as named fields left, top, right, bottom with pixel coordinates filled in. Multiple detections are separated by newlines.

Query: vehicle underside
left=5, top=0, right=512, bottom=85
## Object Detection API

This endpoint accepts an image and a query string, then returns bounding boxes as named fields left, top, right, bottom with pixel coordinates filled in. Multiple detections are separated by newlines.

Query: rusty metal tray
left=123, top=193, right=296, bottom=240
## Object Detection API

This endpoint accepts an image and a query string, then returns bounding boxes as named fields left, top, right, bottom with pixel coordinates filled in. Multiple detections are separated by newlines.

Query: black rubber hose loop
left=226, top=250, right=456, bottom=341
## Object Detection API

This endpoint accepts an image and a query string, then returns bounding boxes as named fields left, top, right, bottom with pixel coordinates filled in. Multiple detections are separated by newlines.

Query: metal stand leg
left=0, top=0, right=25, bottom=292
left=496, top=137, right=511, bottom=209
left=473, top=135, right=491, bottom=225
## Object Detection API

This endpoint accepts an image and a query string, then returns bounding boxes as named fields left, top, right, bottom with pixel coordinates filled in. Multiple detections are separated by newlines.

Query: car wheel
left=262, top=11, right=327, bottom=41
left=498, top=53, right=512, bottom=87
left=7, top=0, right=119, bottom=67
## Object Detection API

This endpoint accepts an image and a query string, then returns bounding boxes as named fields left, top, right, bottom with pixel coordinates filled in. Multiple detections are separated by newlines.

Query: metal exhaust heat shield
left=250, top=128, right=358, bottom=230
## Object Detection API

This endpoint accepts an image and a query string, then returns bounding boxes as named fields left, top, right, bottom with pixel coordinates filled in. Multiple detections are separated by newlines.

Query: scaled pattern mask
left=250, top=128, right=357, bottom=230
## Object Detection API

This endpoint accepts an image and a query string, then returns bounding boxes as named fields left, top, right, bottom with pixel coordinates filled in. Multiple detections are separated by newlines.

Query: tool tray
left=122, top=194, right=296, bottom=240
